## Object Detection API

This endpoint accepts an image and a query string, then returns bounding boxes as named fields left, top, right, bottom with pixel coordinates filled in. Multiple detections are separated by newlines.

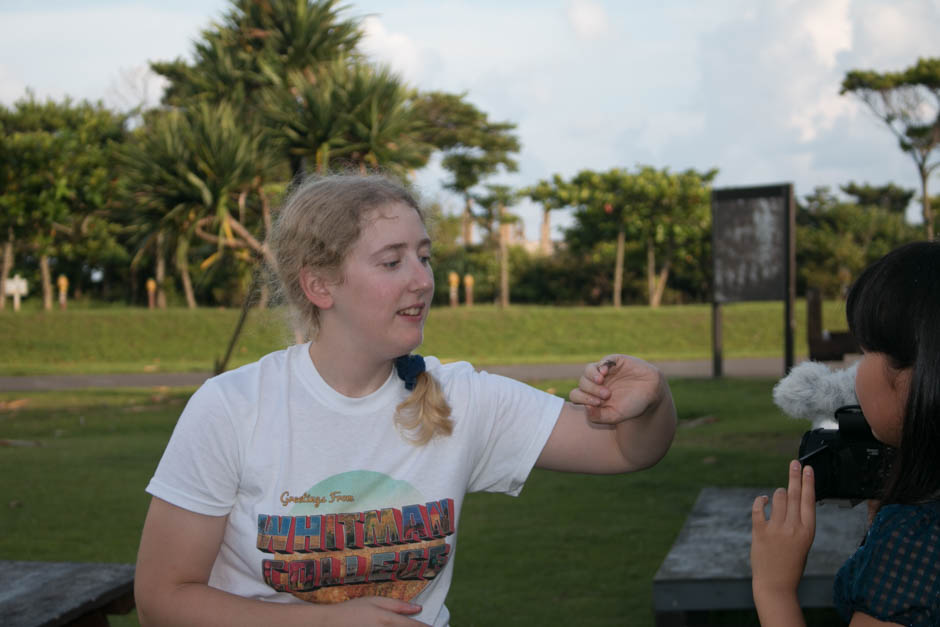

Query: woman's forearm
left=137, top=581, right=319, bottom=627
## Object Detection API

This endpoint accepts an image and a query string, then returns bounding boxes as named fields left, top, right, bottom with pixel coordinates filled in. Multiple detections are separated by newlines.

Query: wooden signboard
left=711, top=184, right=795, bottom=376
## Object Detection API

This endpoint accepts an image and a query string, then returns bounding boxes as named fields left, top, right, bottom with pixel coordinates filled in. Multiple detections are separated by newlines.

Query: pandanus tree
left=119, top=102, right=273, bottom=308
left=339, top=63, right=433, bottom=177
left=152, top=0, right=362, bottom=179
left=261, top=59, right=432, bottom=179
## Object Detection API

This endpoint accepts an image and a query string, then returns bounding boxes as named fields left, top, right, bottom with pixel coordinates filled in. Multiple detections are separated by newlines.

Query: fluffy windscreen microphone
left=772, top=361, right=859, bottom=429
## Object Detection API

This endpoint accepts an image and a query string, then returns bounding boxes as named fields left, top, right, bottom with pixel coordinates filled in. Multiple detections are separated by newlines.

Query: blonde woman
left=135, top=174, right=676, bottom=626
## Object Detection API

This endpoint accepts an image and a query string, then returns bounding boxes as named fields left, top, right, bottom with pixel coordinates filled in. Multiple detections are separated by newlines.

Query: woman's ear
left=299, top=267, right=334, bottom=309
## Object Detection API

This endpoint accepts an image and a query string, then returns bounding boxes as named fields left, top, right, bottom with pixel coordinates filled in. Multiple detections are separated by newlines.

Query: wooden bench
left=0, top=561, right=135, bottom=626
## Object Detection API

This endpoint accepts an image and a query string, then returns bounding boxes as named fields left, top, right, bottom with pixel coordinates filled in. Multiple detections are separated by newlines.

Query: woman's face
left=319, top=202, right=434, bottom=362
left=854, top=351, right=910, bottom=447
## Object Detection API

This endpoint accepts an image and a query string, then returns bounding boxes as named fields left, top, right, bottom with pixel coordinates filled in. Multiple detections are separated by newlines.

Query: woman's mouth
left=397, top=305, right=424, bottom=317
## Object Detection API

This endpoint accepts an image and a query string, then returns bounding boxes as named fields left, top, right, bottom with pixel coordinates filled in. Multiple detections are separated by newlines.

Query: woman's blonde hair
left=266, top=173, right=452, bottom=444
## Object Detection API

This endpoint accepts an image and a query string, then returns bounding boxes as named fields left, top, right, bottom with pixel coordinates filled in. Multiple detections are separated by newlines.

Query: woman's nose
left=409, top=257, right=433, bottom=290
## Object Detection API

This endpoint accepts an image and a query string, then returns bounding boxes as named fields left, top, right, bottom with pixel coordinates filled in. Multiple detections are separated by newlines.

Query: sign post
left=5, top=274, right=28, bottom=312
left=711, top=184, right=795, bottom=377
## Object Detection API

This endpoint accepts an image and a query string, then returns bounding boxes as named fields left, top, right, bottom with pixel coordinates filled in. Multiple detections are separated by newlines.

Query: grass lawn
left=0, top=375, right=838, bottom=626
left=0, top=300, right=852, bottom=375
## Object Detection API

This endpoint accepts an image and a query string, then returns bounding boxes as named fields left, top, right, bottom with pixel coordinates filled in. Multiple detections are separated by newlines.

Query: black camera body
left=798, top=405, right=895, bottom=502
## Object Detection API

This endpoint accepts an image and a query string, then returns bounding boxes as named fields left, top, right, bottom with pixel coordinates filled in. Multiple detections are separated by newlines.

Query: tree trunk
left=920, top=168, right=934, bottom=240
left=651, top=260, right=672, bottom=308
left=539, top=208, right=551, bottom=255
left=499, top=214, right=510, bottom=309
left=237, top=190, right=247, bottom=224
left=646, top=236, right=656, bottom=307
left=40, top=254, right=53, bottom=310
left=258, top=281, right=270, bottom=309
left=260, top=186, right=272, bottom=238
left=155, top=231, right=167, bottom=309
left=462, top=197, right=474, bottom=246
left=0, top=228, right=13, bottom=310
left=613, top=228, right=625, bottom=308
left=179, top=257, right=197, bottom=309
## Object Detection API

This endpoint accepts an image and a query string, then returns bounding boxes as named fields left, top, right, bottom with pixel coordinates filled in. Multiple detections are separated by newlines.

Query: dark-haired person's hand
left=750, top=460, right=816, bottom=626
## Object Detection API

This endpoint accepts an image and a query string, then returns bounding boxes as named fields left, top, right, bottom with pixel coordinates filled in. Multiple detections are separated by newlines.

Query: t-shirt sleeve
left=456, top=367, right=564, bottom=496
left=834, top=505, right=940, bottom=625
left=146, top=379, right=245, bottom=517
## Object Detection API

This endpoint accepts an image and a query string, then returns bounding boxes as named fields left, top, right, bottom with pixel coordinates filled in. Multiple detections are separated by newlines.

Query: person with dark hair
left=134, top=174, right=677, bottom=626
left=751, top=240, right=940, bottom=626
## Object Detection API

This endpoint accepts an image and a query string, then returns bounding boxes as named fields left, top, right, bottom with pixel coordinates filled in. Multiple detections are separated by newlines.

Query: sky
left=2, top=0, right=939, bottom=239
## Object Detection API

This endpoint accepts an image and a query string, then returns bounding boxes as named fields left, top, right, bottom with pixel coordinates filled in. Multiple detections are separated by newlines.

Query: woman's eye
left=383, top=260, right=401, bottom=269
left=420, top=255, right=432, bottom=265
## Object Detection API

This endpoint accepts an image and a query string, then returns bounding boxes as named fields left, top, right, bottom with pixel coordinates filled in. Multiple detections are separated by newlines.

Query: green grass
left=0, top=301, right=851, bottom=375
left=0, top=377, right=824, bottom=626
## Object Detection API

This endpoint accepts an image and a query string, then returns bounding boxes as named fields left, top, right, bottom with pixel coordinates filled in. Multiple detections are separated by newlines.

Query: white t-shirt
left=146, top=343, right=563, bottom=626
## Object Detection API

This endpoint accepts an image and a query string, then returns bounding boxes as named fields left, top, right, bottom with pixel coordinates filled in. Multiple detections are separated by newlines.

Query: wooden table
left=0, top=561, right=135, bottom=626
left=652, top=487, right=869, bottom=626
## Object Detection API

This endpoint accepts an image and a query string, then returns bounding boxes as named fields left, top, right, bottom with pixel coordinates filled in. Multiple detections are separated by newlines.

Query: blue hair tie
left=394, top=354, right=425, bottom=391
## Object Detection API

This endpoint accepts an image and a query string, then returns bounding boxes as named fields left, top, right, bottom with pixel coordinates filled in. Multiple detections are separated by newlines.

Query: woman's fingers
left=569, top=359, right=616, bottom=406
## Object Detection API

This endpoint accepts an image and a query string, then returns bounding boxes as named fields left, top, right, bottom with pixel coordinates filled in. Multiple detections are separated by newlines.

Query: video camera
left=797, top=405, right=894, bottom=502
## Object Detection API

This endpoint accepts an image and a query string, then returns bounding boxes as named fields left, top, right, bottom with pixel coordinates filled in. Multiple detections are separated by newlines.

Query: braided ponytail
left=393, top=355, right=453, bottom=444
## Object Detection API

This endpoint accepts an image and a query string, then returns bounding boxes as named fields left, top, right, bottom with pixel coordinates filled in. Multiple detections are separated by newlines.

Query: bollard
left=463, top=274, right=474, bottom=307
left=448, top=271, right=459, bottom=307
left=57, top=274, right=69, bottom=310
left=146, top=278, right=157, bottom=309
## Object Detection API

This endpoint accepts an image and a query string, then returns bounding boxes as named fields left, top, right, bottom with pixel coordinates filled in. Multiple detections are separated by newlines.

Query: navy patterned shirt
left=833, top=501, right=940, bottom=626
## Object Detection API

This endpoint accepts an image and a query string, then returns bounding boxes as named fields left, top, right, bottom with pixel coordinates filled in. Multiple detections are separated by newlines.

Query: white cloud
left=0, top=3, right=225, bottom=105
left=102, top=65, right=170, bottom=114
left=697, top=0, right=859, bottom=144
left=566, top=0, right=610, bottom=39
left=3, top=0, right=938, bottom=239
left=360, top=15, right=429, bottom=83
left=0, top=63, right=26, bottom=105
left=851, top=0, right=940, bottom=68
left=802, top=0, right=852, bottom=67
left=634, top=111, right=707, bottom=160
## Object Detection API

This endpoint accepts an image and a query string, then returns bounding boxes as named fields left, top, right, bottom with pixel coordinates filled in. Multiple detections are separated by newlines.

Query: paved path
left=0, top=357, right=846, bottom=392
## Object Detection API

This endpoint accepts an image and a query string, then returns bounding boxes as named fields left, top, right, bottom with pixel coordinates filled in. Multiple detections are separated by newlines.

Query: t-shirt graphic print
left=258, top=470, right=455, bottom=604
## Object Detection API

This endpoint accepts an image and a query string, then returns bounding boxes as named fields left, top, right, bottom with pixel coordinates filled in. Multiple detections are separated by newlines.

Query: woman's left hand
left=540, top=354, right=675, bottom=473
left=569, top=355, right=666, bottom=424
